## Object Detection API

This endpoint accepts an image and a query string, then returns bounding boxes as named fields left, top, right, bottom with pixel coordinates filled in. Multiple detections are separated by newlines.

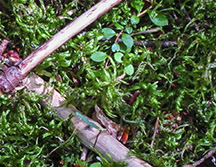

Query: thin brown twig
left=46, top=127, right=77, bottom=157
left=182, top=6, right=201, bottom=32
left=150, top=117, right=159, bottom=148
left=104, top=57, right=110, bottom=69
left=129, top=90, right=141, bottom=106
left=131, top=28, right=161, bottom=36
left=137, top=6, right=152, bottom=17
left=114, top=30, right=123, bottom=43
left=183, top=150, right=216, bottom=167
left=137, top=0, right=153, bottom=17
left=93, top=130, right=102, bottom=148
left=104, top=29, right=123, bottom=68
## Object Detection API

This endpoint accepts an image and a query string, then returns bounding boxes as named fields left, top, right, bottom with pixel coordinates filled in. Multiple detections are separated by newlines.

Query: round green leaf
left=89, top=162, right=102, bottom=167
left=149, top=11, right=168, bottom=26
left=131, top=0, right=145, bottom=13
left=91, top=51, right=108, bottom=62
left=125, top=26, right=133, bottom=34
left=121, top=33, right=134, bottom=48
left=124, top=64, right=134, bottom=75
left=114, top=23, right=124, bottom=30
left=120, top=20, right=128, bottom=25
left=114, top=52, right=124, bottom=63
left=131, top=15, right=140, bottom=25
left=102, top=28, right=116, bottom=38
left=111, top=43, right=120, bottom=52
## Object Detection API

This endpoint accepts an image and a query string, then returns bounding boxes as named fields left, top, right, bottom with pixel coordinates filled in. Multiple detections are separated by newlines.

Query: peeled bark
left=23, top=74, right=152, bottom=167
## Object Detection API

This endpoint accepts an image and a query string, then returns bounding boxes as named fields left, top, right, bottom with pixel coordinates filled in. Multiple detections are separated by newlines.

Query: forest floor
left=0, top=0, right=216, bottom=166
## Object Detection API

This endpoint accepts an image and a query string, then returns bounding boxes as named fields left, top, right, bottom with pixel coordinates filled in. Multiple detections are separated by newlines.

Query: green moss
left=0, top=0, right=216, bottom=166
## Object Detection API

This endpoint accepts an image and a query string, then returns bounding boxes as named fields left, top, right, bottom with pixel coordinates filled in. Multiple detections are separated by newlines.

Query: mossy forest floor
left=0, top=0, right=216, bottom=166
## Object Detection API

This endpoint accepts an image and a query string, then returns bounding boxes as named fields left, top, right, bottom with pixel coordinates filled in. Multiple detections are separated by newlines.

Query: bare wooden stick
left=23, top=74, right=152, bottom=167
left=183, top=150, right=216, bottom=167
left=0, top=0, right=122, bottom=93
left=18, top=0, right=122, bottom=76
left=0, top=39, right=9, bottom=57
left=150, top=117, right=159, bottom=148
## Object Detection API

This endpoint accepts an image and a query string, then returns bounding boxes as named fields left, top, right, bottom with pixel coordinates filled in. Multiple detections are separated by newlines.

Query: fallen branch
left=0, top=0, right=123, bottom=93
left=0, top=0, right=152, bottom=166
left=23, top=74, right=152, bottom=167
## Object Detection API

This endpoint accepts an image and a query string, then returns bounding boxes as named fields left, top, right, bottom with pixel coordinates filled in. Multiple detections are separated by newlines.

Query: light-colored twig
left=0, top=39, right=9, bottom=57
left=150, top=117, right=159, bottom=148
left=181, top=6, right=201, bottom=32
left=47, top=127, right=77, bottom=157
left=137, top=0, right=153, bottom=17
left=131, top=28, right=161, bottom=36
left=183, top=150, right=216, bottom=167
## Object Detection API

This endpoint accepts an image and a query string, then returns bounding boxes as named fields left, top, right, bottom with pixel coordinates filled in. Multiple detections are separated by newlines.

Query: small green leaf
left=18, top=0, right=27, bottom=3
left=91, top=51, right=108, bottom=62
left=124, top=64, right=134, bottom=75
left=119, top=43, right=131, bottom=53
left=131, top=15, right=140, bottom=25
left=114, top=52, right=124, bottom=63
left=131, top=0, right=145, bottom=13
left=121, top=33, right=134, bottom=48
left=149, top=11, right=168, bottom=26
left=60, top=59, right=72, bottom=67
left=114, top=23, right=124, bottom=30
left=102, top=28, right=116, bottom=38
left=89, top=162, right=102, bottom=167
left=120, top=20, right=128, bottom=25
left=111, top=43, right=120, bottom=52
left=58, top=52, right=71, bottom=58
left=125, top=26, right=133, bottom=34
left=43, top=132, right=52, bottom=138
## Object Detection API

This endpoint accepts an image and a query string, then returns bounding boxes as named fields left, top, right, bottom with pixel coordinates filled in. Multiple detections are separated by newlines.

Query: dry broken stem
left=23, top=74, right=152, bottom=167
